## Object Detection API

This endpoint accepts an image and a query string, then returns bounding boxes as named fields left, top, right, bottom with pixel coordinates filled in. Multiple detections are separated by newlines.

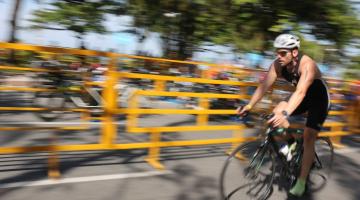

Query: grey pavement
left=0, top=99, right=359, bottom=200
left=0, top=141, right=358, bottom=200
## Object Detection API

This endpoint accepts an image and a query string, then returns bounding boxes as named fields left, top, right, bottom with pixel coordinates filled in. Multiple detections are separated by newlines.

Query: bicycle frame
left=259, top=127, right=303, bottom=180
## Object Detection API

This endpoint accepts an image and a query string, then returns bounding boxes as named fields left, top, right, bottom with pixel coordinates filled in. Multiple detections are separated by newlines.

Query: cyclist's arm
left=247, top=63, right=277, bottom=107
left=284, top=60, right=316, bottom=115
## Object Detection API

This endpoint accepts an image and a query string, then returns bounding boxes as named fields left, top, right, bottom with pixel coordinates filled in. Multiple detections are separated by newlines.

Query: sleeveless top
left=279, top=54, right=331, bottom=110
left=281, top=54, right=303, bottom=86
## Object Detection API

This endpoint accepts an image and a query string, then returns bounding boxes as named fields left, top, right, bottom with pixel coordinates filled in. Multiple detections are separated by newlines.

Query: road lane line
left=0, top=170, right=173, bottom=189
left=335, top=147, right=360, bottom=154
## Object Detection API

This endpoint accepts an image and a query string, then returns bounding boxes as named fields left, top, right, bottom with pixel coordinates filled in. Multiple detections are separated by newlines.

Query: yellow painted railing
left=0, top=42, right=358, bottom=177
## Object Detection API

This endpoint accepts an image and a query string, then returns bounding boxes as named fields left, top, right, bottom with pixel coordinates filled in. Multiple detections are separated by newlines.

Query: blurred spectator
left=245, top=50, right=264, bottom=68
left=69, top=62, right=82, bottom=70
left=0, top=49, right=8, bottom=64
left=185, top=57, right=197, bottom=77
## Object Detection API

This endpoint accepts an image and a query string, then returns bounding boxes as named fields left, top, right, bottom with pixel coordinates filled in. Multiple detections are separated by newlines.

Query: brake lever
left=238, top=112, right=255, bottom=128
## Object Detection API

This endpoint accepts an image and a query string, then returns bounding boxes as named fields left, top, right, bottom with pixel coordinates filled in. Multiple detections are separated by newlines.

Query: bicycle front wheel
left=33, top=91, right=66, bottom=121
left=220, top=140, right=275, bottom=200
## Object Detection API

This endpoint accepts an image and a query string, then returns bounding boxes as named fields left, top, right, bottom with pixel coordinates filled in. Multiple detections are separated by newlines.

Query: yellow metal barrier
left=116, top=72, right=258, bottom=87
left=100, top=54, right=118, bottom=146
left=0, top=42, right=358, bottom=177
left=0, top=65, right=56, bottom=72
left=123, top=87, right=356, bottom=168
left=115, top=71, right=255, bottom=168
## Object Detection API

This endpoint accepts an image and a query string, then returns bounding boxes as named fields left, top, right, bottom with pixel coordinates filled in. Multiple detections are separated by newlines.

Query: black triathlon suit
left=280, top=54, right=330, bottom=131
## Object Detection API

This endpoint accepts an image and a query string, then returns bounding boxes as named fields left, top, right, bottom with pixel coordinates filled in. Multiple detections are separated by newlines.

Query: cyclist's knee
left=303, top=127, right=318, bottom=144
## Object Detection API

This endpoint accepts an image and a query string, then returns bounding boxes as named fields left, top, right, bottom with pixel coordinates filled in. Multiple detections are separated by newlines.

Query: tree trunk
left=76, top=34, right=87, bottom=68
left=8, top=0, right=22, bottom=64
left=9, top=0, right=21, bottom=43
left=77, top=34, right=86, bottom=50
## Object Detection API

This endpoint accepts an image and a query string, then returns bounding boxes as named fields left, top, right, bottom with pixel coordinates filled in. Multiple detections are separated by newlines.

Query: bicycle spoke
left=220, top=140, right=275, bottom=200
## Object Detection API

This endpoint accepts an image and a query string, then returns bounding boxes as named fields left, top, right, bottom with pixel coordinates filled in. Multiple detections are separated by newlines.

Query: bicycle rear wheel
left=33, top=91, right=66, bottom=121
left=220, top=140, right=275, bottom=200
left=307, top=137, right=334, bottom=192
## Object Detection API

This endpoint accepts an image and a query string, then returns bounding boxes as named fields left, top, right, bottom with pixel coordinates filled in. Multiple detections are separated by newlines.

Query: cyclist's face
left=276, top=49, right=293, bottom=66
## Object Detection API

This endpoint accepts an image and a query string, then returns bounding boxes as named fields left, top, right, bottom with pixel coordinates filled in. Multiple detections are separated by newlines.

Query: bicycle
left=32, top=61, right=103, bottom=121
left=219, top=112, right=334, bottom=200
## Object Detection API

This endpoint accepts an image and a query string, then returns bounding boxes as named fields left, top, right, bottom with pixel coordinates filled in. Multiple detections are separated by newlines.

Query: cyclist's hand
left=236, top=104, right=252, bottom=117
left=267, top=113, right=290, bottom=128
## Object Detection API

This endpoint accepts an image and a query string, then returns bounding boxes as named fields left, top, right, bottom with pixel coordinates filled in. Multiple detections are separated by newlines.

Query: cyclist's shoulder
left=299, top=54, right=316, bottom=66
left=298, top=55, right=318, bottom=72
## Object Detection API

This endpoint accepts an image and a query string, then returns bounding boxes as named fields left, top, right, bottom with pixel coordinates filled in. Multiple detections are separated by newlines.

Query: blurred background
left=0, top=1, right=359, bottom=200
left=0, top=0, right=359, bottom=77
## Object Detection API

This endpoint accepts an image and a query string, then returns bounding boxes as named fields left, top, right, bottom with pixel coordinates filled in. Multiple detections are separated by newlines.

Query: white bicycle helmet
left=273, top=34, right=300, bottom=49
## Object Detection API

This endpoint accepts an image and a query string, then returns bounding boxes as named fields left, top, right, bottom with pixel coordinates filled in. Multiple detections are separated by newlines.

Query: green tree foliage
left=344, top=54, right=360, bottom=79
left=30, top=0, right=122, bottom=48
left=126, top=0, right=210, bottom=59
left=125, top=0, right=359, bottom=60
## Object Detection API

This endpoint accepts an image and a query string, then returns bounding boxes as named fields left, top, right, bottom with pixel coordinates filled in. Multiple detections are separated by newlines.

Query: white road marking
left=335, top=147, right=360, bottom=154
left=0, top=121, right=125, bottom=126
left=0, top=170, right=173, bottom=189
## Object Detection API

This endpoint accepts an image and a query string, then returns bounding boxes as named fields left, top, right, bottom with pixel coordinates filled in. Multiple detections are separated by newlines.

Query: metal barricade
left=0, top=42, right=358, bottom=177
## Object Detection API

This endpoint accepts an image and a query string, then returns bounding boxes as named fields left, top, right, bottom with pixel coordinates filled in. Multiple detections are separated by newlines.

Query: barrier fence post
left=348, top=100, right=356, bottom=132
left=80, top=110, right=91, bottom=122
left=228, top=129, right=241, bottom=153
left=48, top=131, right=60, bottom=179
left=356, top=99, right=360, bottom=130
left=81, top=70, right=93, bottom=123
left=100, top=54, right=118, bottom=146
left=48, top=151, right=60, bottom=179
left=154, top=80, right=166, bottom=91
left=127, top=93, right=138, bottom=130
left=330, top=126, right=345, bottom=148
left=197, top=98, right=209, bottom=125
left=354, top=99, right=360, bottom=143
left=146, top=131, right=165, bottom=170
left=228, top=127, right=250, bottom=161
left=351, top=99, right=360, bottom=132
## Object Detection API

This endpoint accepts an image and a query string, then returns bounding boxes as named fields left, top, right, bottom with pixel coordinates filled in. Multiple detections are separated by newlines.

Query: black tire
left=307, top=137, right=334, bottom=192
left=220, top=140, right=275, bottom=200
left=33, top=91, right=66, bottom=121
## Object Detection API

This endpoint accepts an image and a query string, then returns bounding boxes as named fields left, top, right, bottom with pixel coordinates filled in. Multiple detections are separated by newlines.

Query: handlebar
left=237, top=107, right=303, bottom=136
left=237, top=105, right=274, bottom=128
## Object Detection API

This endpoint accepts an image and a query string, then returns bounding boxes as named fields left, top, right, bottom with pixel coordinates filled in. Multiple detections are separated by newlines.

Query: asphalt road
left=0, top=98, right=359, bottom=200
left=0, top=137, right=358, bottom=200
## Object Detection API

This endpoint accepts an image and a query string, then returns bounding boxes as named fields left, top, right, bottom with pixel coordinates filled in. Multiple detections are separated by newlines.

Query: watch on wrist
left=281, top=110, right=289, bottom=118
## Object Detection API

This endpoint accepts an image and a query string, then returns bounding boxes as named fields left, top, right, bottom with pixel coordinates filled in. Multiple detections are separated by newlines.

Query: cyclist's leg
left=290, top=127, right=318, bottom=196
left=291, top=96, right=328, bottom=196
left=300, top=127, right=319, bottom=179
left=300, top=87, right=329, bottom=180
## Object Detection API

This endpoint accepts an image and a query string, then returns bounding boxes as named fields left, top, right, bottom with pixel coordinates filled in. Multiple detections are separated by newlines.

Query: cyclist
left=237, top=33, right=330, bottom=197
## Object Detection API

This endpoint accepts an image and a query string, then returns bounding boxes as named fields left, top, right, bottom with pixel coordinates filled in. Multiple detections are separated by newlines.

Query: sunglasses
left=276, top=50, right=291, bottom=57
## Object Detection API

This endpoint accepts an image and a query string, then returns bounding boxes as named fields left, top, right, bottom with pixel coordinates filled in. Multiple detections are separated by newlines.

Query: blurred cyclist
left=237, top=34, right=330, bottom=197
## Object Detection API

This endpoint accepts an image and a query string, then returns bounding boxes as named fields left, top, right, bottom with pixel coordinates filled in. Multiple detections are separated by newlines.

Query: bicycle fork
left=248, top=141, right=270, bottom=178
